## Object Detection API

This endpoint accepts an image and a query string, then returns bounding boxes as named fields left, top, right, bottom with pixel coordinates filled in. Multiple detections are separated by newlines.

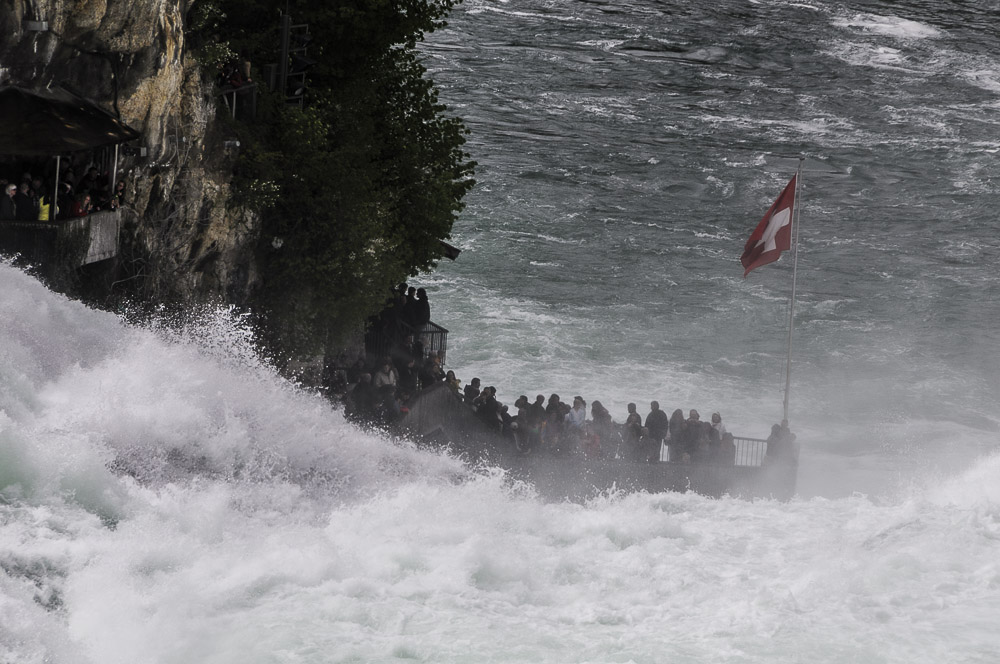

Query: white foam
left=833, top=13, right=944, bottom=40
left=926, top=451, right=1000, bottom=507
left=824, top=41, right=931, bottom=74
left=4, top=261, right=1000, bottom=663
left=960, top=69, right=1000, bottom=94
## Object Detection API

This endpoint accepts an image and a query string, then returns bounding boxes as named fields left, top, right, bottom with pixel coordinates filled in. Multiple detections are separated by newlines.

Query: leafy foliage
left=192, top=0, right=475, bottom=353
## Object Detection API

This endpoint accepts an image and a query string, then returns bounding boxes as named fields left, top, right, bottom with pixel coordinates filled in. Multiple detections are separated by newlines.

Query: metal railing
left=0, top=209, right=119, bottom=266
left=218, top=82, right=258, bottom=120
left=366, top=319, right=449, bottom=365
left=413, top=321, right=449, bottom=364
left=732, top=436, right=769, bottom=467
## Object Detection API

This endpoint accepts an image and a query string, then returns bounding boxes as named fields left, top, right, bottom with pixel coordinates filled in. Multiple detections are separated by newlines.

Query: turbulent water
left=3, top=0, right=1000, bottom=662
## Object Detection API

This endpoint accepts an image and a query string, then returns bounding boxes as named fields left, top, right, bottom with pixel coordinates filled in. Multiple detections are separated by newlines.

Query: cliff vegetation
left=0, top=0, right=475, bottom=361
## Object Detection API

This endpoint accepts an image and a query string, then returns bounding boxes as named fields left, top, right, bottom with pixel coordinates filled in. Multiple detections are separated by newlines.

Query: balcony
left=0, top=209, right=120, bottom=267
left=365, top=319, right=449, bottom=366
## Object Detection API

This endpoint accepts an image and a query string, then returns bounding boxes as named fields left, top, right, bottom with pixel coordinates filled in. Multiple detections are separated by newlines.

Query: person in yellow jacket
left=37, top=194, right=51, bottom=221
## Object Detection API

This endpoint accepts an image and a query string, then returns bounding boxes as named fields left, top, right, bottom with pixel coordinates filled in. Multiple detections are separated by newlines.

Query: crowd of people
left=456, top=383, right=796, bottom=465
left=338, top=282, right=443, bottom=425
left=367, top=282, right=432, bottom=344
left=0, top=166, right=125, bottom=222
left=339, top=345, right=451, bottom=426
left=218, top=52, right=253, bottom=89
left=336, top=286, right=797, bottom=466
left=460, top=388, right=744, bottom=465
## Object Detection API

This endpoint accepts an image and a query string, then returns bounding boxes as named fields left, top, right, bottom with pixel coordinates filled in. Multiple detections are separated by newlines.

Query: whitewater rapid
left=6, top=0, right=1000, bottom=658
left=418, top=0, right=1000, bottom=502
left=2, top=262, right=999, bottom=663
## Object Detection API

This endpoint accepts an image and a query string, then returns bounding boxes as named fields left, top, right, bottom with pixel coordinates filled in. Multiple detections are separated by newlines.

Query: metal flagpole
left=782, top=157, right=804, bottom=425
left=53, top=155, right=61, bottom=220
left=111, top=144, right=119, bottom=201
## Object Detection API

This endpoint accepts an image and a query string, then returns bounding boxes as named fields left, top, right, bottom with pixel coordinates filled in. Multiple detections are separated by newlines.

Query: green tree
left=196, top=0, right=475, bottom=354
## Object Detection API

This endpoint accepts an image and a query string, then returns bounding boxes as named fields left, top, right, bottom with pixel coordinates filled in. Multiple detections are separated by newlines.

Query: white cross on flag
left=741, top=175, right=796, bottom=277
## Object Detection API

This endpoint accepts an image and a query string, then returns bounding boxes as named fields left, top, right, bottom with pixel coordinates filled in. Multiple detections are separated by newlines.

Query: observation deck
left=0, top=209, right=120, bottom=267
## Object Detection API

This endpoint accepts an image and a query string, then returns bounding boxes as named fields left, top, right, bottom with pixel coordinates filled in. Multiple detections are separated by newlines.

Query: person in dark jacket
left=57, top=181, right=74, bottom=219
left=397, top=357, right=419, bottom=394
left=346, top=358, right=366, bottom=384
left=475, top=386, right=501, bottom=431
left=402, top=286, right=419, bottom=328
left=14, top=182, right=34, bottom=220
left=684, top=410, right=709, bottom=462
left=344, top=374, right=376, bottom=423
left=667, top=409, right=686, bottom=462
left=413, top=288, right=431, bottom=328
left=76, top=166, right=100, bottom=194
left=527, top=395, right=546, bottom=448
left=623, top=403, right=643, bottom=460
left=464, top=377, right=481, bottom=405
left=644, top=401, right=670, bottom=462
left=590, top=400, right=615, bottom=456
left=528, top=395, right=546, bottom=423
left=513, top=396, right=531, bottom=451
left=765, top=420, right=798, bottom=465
left=0, top=183, right=16, bottom=220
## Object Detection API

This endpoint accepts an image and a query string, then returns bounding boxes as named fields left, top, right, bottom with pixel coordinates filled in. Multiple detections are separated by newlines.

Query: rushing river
left=3, top=0, right=1000, bottom=662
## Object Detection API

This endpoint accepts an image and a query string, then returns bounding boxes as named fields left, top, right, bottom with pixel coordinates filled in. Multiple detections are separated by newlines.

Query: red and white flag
left=741, top=175, right=796, bottom=277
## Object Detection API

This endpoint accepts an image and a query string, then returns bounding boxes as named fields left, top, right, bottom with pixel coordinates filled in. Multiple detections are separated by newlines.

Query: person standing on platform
left=568, top=396, right=587, bottom=431
left=14, top=182, right=34, bottom=220
left=668, top=409, right=686, bottom=462
left=623, top=403, right=643, bottom=460
left=0, top=183, right=17, bottom=220
left=464, top=377, right=481, bottom=404
left=711, top=412, right=727, bottom=438
left=414, top=288, right=431, bottom=329
left=644, top=401, right=670, bottom=463
left=590, top=401, right=614, bottom=455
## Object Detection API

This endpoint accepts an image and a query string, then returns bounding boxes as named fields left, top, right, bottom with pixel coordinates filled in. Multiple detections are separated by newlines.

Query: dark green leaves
left=208, top=0, right=475, bottom=353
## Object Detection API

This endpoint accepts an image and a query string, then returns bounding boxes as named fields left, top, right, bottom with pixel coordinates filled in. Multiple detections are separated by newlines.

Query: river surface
left=3, top=0, right=1000, bottom=662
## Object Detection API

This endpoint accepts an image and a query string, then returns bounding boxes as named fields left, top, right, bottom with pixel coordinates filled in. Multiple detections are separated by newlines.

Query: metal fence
left=413, top=321, right=449, bottom=364
left=366, top=319, right=449, bottom=365
left=218, top=83, right=257, bottom=120
left=732, top=436, right=769, bottom=467
left=0, top=209, right=119, bottom=267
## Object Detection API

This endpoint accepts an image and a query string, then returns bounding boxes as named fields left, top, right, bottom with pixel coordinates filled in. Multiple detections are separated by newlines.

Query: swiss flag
left=741, top=175, right=796, bottom=277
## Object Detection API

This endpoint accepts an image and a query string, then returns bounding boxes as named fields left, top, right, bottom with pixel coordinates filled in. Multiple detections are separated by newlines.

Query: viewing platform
left=366, top=319, right=449, bottom=365
left=0, top=85, right=140, bottom=275
left=0, top=209, right=120, bottom=267
left=400, top=383, right=799, bottom=502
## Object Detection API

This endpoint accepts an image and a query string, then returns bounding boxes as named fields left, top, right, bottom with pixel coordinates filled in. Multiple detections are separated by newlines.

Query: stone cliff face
left=0, top=0, right=258, bottom=304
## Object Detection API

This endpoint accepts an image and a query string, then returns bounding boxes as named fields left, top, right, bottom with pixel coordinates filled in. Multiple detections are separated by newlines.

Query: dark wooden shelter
left=0, top=85, right=140, bottom=271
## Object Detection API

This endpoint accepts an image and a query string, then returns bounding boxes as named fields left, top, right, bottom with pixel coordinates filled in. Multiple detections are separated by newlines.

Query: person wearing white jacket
left=711, top=412, right=727, bottom=438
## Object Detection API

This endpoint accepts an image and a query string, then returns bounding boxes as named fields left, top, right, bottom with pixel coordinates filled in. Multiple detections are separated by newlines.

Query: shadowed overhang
left=0, top=86, right=140, bottom=155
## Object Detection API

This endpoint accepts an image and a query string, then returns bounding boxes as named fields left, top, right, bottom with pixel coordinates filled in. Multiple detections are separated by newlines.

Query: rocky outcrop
left=0, top=0, right=258, bottom=305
